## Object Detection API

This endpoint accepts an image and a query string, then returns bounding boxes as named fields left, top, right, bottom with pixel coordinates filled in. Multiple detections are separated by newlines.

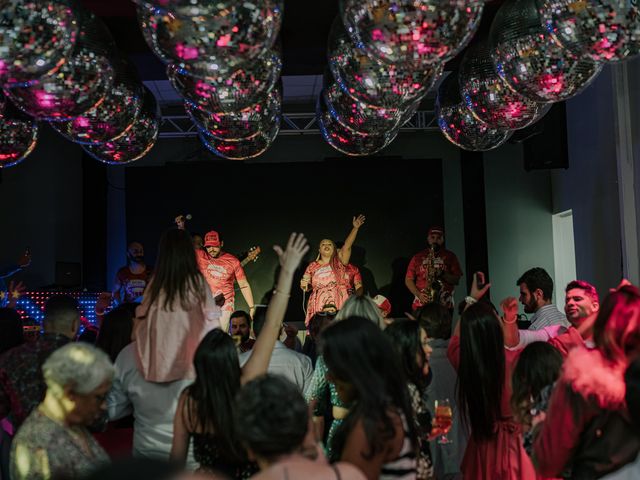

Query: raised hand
left=469, top=271, right=491, bottom=301
left=17, top=250, right=31, bottom=268
left=174, top=215, right=186, bottom=230
left=352, top=214, right=366, bottom=229
left=274, top=233, right=309, bottom=273
left=500, top=297, right=519, bottom=324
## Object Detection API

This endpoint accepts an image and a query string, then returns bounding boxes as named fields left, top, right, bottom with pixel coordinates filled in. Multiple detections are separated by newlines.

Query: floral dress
left=303, top=259, right=349, bottom=326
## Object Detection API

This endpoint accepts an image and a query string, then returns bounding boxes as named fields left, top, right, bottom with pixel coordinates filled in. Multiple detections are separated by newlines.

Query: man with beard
left=517, top=267, right=569, bottom=330
left=405, top=226, right=462, bottom=312
left=504, top=280, right=599, bottom=355
left=230, top=310, right=254, bottom=353
left=113, top=242, right=153, bottom=304
left=196, top=230, right=255, bottom=332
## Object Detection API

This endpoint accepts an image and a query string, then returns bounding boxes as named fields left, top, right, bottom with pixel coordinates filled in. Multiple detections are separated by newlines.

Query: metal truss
left=158, top=110, right=439, bottom=138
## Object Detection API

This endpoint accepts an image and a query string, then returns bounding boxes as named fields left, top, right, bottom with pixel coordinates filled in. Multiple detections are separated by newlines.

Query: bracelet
left=273, top=289, right=291, bottom=298
left=502, top=316, right=517, bottom=325
left=249, top=306, right=256, bottom=310
left=464, top=296, right=477, bottom=305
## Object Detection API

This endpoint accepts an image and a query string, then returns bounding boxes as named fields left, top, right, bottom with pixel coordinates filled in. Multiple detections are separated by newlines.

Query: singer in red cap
left=405, top=226, right=462, bottom=313
left=196, top=230, right=255, bottom=332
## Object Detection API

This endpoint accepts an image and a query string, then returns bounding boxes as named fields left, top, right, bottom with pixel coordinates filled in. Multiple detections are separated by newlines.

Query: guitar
left=240, top=246, right=261, bottom=267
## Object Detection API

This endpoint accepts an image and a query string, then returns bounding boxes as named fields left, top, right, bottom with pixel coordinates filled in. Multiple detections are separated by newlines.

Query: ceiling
left=79, top=0, right=506, bottom=107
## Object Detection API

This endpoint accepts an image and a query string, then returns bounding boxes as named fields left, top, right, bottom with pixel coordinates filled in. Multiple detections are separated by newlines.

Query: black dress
left=192, top=432, right=259, bottom=479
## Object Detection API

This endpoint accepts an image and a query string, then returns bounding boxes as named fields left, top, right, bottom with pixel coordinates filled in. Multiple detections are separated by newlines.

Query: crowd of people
left=1, top=220, right=640, bottom=480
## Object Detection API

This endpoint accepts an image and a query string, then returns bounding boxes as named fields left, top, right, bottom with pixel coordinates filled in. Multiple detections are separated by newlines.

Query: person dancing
left=300, top=215, right=365, bottom=326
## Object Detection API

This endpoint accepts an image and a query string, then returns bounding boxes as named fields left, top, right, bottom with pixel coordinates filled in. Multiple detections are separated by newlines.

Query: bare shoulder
left=334, top=462, right=368, bottom=479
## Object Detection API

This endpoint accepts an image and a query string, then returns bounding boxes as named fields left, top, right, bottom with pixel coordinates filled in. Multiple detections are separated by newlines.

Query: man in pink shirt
left=196, top=230, right=255, bottom=332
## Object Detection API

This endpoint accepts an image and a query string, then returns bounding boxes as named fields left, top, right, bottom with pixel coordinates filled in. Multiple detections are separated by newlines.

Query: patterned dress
left=408, top=383, right=435, bottom=480
left=304, top=355, right=347, bottom=460
left=10, top=409, right=109, bottom=480
left=303, top=259, right=349, bottom=326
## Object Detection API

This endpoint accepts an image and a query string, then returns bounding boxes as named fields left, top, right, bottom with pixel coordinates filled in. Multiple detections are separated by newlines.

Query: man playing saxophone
left=405, top=226, right=463, bottom=314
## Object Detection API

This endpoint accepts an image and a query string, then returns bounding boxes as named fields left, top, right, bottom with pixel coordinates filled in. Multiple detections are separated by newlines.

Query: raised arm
left=338, top=214, right=365, bottom=266
left=241, top=233, right=309, bottom=384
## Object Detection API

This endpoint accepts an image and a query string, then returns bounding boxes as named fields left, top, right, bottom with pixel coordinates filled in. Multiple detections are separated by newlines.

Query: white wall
left=551, top=66, right=624, bottom=296
left=484, top=143, right=556, bottom=309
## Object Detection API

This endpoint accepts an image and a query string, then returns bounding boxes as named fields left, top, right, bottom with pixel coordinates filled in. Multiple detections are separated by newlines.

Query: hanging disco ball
left=83, top=86, right=160, bottom=165
left=0, top=0, right=78, bottom=86
left=199, top=116, right=280, bottom=160
left=0, top=96, right=39, bottom=168
left=50, top=58, right=143, bottom=144
left=459, top=41, right=550, bottom=130
left=166, top=49, right=281, bottom=113
left=328, top=17, right=442, bottom=109
left=317, top=87, right=397, bottom=156
left=324, top=76, right=404, bottom=135
left=186, top=88, right=281, bottom=141
left=436, top=73, right=512, bottom=152
left=341, top=0, right=484, bottom=67
left=539, top=0, right=640, bottom=63
left=136, top=1, right=281, bottom=76
left=3, top=49, right=114, bottom=121
left=490, top=0, right=603, bottom=103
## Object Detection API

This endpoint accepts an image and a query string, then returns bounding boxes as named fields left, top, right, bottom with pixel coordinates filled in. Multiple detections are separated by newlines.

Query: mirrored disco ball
left=0, top=0, right=78, bottom=85
left=490, top=0, right=603, bottom=103
left=540, top=0, right=640, bottom=62
left=0, top=101, right=39, bottom=168
left=459, top=41, right=550, bottom=130
left=328, top=17, right=442, bottom=109
left=317, top=87, right=396, bottom=156
left=135, top=0, right=283, bottom=19
left=436, top=73, right=512, bottom=151
left=166, top=49, right=281, bottom=113
left=324, top=77, right=404, bottom=135
left=199, top=116, right=280, bottom=160
left=50, top=58, right=143, bottom=145
left=137, top=1, right=281, bottom=76
left=3, top=49, right=114, bottom=121
left=341, top=0, right=484, bottom=67
left=186, top=88, right=281, bottom=141
left=83, top=86, right=160, bottom=165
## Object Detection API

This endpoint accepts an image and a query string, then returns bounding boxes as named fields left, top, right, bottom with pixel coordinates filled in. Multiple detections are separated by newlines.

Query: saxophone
left=423, top=244, right=443, bottom=304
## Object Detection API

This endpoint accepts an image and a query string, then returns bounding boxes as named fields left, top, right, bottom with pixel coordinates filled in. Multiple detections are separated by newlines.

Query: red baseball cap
left=373, top=295, right=392, bottom=316
left=204, top=231, right=221, bottom=247
left=428, top=226, right=444, bottom=236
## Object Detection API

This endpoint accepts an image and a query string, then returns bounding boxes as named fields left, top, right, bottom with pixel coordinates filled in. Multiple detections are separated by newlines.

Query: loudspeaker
left=55, top=262, right=81, bottom=288
left=521, top=103, right=569, bottom=171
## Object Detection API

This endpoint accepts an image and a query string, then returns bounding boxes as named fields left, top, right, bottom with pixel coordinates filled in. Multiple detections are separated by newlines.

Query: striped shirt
left=528, top=304, right=569, bottom=331
left=380, top=415, right=417, bottom=480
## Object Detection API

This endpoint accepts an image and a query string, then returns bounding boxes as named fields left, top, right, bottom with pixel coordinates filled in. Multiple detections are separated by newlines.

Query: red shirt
left=406, top=247, right=462, bottom=309
left=344, top=264, right=362, bottom=294
left=196, top=250, right=246, bottom=306
left=116, top=266, right=153, bottom=303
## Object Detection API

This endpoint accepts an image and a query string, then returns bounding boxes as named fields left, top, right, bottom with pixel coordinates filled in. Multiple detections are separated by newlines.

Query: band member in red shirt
left=196, top=230, right=255, bottom=332
left=405, top=226, right=462, bottom=312
left=113, top=242, right=153, bottom=304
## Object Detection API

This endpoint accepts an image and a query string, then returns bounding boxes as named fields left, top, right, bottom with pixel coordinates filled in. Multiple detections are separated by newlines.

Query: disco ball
left=0, top=0, right=78, bottom=86
left=540, top=0, right=640, bottom=62
left=186, top=88, right=281, bottom=141
left=459, top=41, right=550, bottom=130
left=199, top=116, right=280, bottom=160
left=83, top=87, right=160, bottom=165
left=3, top=49, right=114, bottom=121
left=317, top=87, right=396, bottom=156
left=137, top=1, right=281, bottom=76
left=490, top=0, right=603, bottom=103
left=324, top=78, right=404, bottom=135
left=50, top=58, right=143, bottom=144
left=0, top=95, right=39, bottom=168
left=436, top=73, right=512, bottom=152
left=328, top=17, right=442, bottom=109
left=166, top=49, right=281, bottom=113
left=341, top=0, right=484, bottom=67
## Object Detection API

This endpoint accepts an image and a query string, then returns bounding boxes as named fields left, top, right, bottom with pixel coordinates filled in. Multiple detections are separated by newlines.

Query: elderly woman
left=10, top=342, right=114, bottom=480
